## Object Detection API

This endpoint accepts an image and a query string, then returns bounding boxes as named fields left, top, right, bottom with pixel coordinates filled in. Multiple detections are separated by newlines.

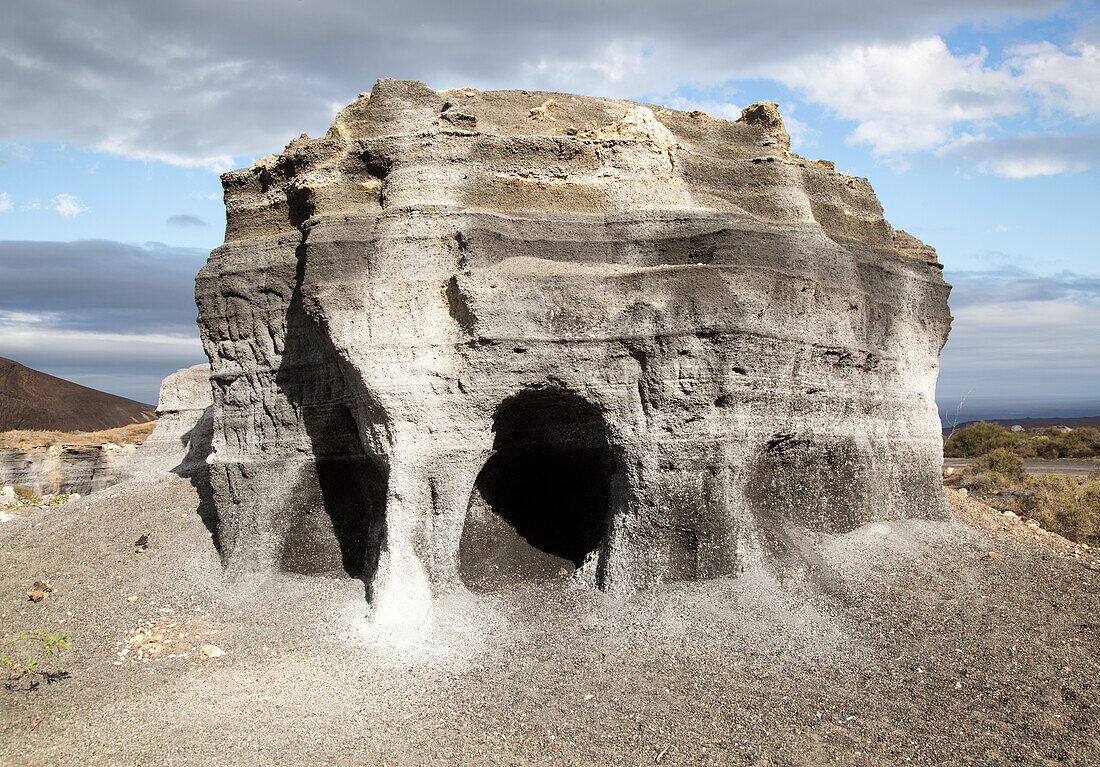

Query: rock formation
left=130, top=364, right=214, bottom=478
left=0, top=364, right=213, bottom=497
left=196, top=80, right=952, bottom=626
left=0, top=443, right=134, bottom=497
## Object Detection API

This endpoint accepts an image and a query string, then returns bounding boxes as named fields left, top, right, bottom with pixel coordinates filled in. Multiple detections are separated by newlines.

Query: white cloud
left=51, top=193, right=88, bottom=217
left=0, top=192, right=11, bottom=212
left=776, top=34, right=1100, bottom=169
left=982, top=154, right=1088, bottom=178
left=95, top=136, right=236, bottom=174
left=1007, top=41, right=1100, bottom=120
left=939, top=132, right=1100, bottom=178
left=777, top=36, right=1020, bottom=159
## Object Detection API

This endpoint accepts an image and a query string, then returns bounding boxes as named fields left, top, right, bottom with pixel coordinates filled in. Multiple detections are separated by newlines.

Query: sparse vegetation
left=945, top=421, right=1100, bottom=459
left=944, top=430, right=1100, bottom=547
left=1, top=630, right=71, bottom=689
left=0, top=421, right=156, bottom=450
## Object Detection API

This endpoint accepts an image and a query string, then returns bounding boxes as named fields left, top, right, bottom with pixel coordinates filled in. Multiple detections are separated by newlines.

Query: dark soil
left=0, top=357, right=155, bottom=432
left=2, top=478, right=1098, bottom=766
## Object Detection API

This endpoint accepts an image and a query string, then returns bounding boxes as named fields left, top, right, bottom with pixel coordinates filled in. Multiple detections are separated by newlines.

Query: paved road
left=943, top=457, right=1098, bottom=477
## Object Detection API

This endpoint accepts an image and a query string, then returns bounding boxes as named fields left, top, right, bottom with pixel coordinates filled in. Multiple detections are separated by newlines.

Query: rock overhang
left=195, top=79, right=952, bottom=629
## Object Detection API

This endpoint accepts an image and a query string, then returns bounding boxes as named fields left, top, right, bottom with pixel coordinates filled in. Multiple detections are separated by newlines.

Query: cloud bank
left=1, top=1, right=1076, bottom=171
left=938, top=266, right=1100, bottom=416
left=0, top=240, right=208, bottom=401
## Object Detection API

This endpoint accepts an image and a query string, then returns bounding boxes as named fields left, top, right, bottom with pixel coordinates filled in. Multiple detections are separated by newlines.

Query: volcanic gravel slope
left=1, top=479, right=1098, bottom=766
left=0, top=357, right=156, bottom=432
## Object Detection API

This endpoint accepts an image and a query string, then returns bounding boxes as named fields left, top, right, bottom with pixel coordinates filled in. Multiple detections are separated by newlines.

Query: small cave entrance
left=459, top=388, right=617, bottom=590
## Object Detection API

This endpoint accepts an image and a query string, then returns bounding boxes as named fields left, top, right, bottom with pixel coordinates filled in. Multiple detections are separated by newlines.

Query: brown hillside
left=0, top=357, right=156, bottom=432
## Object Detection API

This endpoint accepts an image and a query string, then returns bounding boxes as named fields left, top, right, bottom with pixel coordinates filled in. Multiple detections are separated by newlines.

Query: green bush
left=945, top=423, right=1100, bottom=460
left=944, top=422, right=1017, bottom=457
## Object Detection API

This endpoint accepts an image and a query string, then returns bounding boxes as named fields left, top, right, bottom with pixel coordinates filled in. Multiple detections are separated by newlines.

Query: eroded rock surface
left=130, top=363, right=214, bottom=478
left=0, top=365, right=214, bottom=497
left=0, top=443, right=133, bottom=497
left=196, top=80, right=951, bottom=626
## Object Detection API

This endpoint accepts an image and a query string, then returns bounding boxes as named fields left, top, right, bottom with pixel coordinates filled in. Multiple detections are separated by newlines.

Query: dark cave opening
left=459, top=388, right=616, bottom=588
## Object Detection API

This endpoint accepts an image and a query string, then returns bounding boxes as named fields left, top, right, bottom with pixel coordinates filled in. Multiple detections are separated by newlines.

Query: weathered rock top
left=221, top=78, right=939, bottom=271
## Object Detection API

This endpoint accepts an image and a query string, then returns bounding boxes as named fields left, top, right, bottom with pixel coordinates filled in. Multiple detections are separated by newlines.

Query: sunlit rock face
left=130, top=364, right=214, bottom=478
left=195, top=79, right=952, bottom=622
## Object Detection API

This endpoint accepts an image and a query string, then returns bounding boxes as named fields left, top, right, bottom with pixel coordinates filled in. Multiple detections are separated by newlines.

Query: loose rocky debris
left=946, top=486, right=1099, bottom=570
left=114, top=615, right=224, bottom=665
left=26, top=580, right=53, bottom=602
left=2, top=473, right=1099, bottom=765
left=1, top=486, right=80, bottom=524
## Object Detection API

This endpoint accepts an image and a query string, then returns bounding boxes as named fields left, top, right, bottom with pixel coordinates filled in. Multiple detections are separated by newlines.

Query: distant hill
left=944, top=415, right=1100, bottom=434
left=0, top=357, right=156, bottom=432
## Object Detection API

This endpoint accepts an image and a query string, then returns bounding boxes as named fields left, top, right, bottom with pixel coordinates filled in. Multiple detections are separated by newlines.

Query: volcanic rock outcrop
left=196, top=80, right=951, bottom=625
left=0, top=365, right=214, bottom=497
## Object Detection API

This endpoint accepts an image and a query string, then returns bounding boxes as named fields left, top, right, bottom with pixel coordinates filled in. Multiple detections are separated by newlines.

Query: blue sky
left=1, top=0, right=1098, bottom=422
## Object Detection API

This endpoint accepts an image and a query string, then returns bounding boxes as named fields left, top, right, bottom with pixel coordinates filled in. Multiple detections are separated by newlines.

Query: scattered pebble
left=200, top=644, right=225, bottom=659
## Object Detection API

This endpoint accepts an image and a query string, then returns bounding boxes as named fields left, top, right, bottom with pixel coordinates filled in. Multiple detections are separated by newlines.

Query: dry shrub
left=958, top=449, right=1026, bottom=492
left=1013, top=476, right=1100, bottom=547
left=945, top=422, right=1100, bottom=460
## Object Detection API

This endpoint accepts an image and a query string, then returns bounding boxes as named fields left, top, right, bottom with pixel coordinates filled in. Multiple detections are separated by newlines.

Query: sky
left=1, top=0, right=1098, bottom=422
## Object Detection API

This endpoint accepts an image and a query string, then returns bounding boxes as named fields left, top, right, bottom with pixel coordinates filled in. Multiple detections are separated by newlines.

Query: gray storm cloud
left=0, top=0, right=1064, bottom=166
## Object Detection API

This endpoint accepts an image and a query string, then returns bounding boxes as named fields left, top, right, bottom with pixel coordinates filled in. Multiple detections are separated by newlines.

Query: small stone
left=127, top=595, right=139, bottom=602
left=583, top=693, right=595, bottom=701
left=987, top=552, right=996, bottom=559
left=200, top=644, right=225, bottom=658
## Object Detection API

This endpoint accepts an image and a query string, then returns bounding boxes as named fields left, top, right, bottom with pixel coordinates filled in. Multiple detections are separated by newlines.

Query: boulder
left=195, top=80, right=952, bottom=625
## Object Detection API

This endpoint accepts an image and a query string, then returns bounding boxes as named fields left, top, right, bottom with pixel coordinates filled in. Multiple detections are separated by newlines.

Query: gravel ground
left=2, top=477, right=1098, bottom=766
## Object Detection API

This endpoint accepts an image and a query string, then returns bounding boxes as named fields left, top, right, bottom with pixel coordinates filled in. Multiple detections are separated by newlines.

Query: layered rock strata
left=129, top=364, right=214, bottom=478
left=0, top=444, right=134, bottom=497
left=196, top=80, right=952, bottom=625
